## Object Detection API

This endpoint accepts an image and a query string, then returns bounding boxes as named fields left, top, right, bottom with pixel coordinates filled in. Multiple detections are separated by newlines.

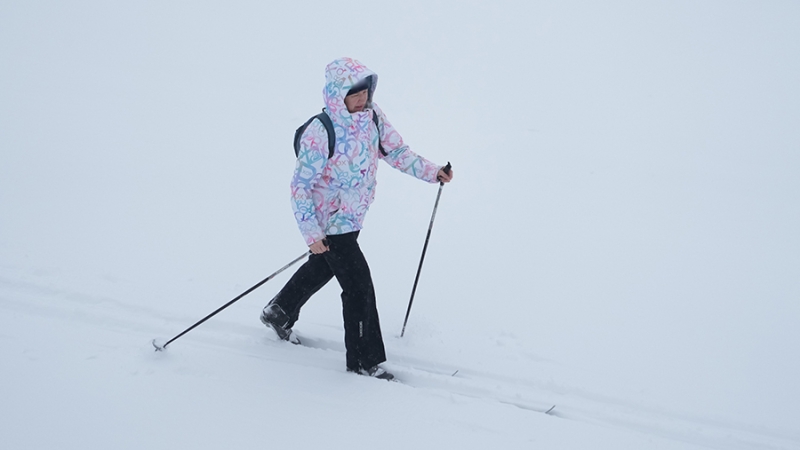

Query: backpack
left=293, top=109, right=387, bottom=159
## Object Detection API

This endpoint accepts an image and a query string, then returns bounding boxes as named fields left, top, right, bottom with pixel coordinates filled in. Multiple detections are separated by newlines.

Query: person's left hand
left=309, top=237, right=329, bottom=254
left=437, top=167, right=454, bottom=183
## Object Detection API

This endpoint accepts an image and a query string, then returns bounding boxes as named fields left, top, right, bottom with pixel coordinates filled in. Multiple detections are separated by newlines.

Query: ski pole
left=401, top=162, right=451, bottom=337
left=152, top=250, right=310, bottom=351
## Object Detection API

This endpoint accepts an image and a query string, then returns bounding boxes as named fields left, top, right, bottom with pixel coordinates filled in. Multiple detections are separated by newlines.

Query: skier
left=260, top=57, right=453, bottom=380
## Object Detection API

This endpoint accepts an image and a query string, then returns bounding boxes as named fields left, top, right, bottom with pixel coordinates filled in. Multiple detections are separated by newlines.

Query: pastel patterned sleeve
left=291, top=120, right=329, bottom=246
left=374, top=104, right=441, bottom=184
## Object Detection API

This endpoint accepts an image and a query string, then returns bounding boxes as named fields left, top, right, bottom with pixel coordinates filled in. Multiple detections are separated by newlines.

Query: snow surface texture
left=1, top=1, right=799, bottom=449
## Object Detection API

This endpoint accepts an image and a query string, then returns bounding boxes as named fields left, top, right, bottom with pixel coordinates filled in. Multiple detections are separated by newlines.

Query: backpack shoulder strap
left=317, top=110, right=335, bottom=158
left=372, top=110, right=387, bottom=156
left=294, top=109, right=336, bottom=159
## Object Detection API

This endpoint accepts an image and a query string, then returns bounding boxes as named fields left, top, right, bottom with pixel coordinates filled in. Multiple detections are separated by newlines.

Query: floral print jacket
left=290, top=58, right=442, bottom=245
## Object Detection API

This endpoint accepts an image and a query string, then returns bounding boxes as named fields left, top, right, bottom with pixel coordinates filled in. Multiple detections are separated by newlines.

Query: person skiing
left=260, top=57, right=453, bottom=380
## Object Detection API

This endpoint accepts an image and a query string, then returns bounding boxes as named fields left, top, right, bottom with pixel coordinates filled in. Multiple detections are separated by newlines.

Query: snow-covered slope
left=2, top=1, right=799, bottom=449
left=2, top=267, right=797, bottom=450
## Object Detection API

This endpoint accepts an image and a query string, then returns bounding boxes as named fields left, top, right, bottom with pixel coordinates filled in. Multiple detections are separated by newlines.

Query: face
left=344, top=89, right=369, bottom=113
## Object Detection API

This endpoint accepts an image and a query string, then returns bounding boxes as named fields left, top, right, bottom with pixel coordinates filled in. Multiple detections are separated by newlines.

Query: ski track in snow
left=1, top=274, right=798, bottom=450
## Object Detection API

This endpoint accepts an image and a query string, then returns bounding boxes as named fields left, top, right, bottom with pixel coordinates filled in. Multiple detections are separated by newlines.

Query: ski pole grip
left=439, top=162, right=452, bottom=185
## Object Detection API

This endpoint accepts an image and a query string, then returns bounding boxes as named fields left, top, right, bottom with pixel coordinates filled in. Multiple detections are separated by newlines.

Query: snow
left=2, top=1, right=799, bottom=449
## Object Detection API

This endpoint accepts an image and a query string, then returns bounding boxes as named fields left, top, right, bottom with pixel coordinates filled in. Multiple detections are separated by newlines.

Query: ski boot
left=260, top=304, right=300, bottom=345
left=347, top=364, right=395, bottom=381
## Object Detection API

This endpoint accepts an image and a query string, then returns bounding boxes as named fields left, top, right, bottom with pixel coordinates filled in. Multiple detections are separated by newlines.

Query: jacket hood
left=323, top=57, right=378, bottom=126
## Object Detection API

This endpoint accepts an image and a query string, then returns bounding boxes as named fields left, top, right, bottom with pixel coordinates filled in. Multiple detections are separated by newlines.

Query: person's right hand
left=309, top=238, right=329, bottom=254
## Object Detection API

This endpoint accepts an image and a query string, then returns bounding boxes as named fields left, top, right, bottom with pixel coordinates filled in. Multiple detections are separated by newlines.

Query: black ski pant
left=268, top=231, right=386, bottom=371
